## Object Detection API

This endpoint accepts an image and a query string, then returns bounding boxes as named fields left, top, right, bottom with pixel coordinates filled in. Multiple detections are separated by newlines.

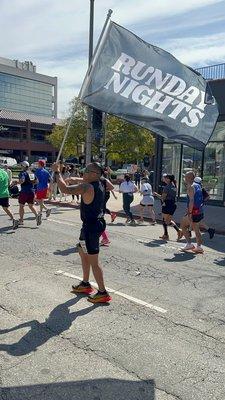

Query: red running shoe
left=87, top=291, right=112, bottom=303
left=71, top=281, right=94, bottom=294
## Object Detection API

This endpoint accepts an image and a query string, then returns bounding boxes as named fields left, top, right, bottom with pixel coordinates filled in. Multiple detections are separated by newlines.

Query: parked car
left=0, top=156, right=17, bottom=168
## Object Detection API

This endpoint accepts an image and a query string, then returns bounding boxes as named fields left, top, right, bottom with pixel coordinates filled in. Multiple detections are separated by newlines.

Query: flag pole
left=55, top=8, right=113, bottom=164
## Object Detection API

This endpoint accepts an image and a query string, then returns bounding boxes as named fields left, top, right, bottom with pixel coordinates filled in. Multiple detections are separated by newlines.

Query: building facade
left=0, top=57, right=59, bottom=163
left=154, top=71, right=225, bottom=206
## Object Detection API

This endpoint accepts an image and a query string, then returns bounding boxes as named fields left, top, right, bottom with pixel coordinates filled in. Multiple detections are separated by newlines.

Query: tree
left=48, top=98, right=87, bottom=158
left=106, top=115, right=155, bottom=163
left=48, top=97, right=155, bottom=162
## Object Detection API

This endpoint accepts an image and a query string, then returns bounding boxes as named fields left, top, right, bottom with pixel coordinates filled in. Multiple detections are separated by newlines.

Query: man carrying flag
left=52, top=162, right=112, bottom=304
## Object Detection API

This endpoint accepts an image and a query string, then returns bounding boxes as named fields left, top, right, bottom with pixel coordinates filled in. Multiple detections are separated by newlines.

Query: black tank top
left=80, top=180, right=105, bottom=223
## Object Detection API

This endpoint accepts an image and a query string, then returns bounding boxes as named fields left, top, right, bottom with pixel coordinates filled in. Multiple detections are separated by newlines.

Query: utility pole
left=85, top=0, right=95, bottom=165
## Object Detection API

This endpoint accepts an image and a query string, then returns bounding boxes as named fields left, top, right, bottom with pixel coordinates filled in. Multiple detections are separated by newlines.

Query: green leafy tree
left=106, top=115, right=155, bottom=163
left=48, top=98, right=86, bottom=158
left=48, top=98, right=155, bottom=161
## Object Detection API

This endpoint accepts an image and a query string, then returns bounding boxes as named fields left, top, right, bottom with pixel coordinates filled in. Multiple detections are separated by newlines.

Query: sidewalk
left=46, top=192, right=225, bottom=235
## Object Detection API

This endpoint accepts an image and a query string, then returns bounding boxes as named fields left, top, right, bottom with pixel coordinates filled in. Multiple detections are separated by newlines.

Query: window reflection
left=180, top=146, right=203, bottom=196
left=0, top=72, right=53, bottom=116
left=203, top=143, right=225, bottom=200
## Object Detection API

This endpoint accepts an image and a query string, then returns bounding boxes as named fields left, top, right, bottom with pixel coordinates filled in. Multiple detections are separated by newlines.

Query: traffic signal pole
left=85, top=0, right=95, bottom=166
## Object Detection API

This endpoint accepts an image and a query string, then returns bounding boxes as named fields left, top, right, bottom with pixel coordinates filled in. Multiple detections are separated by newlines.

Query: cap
left=194, top=177, right=202, bottom=184
left=38, top=159, right=46, bottom=167
left=21, top=161, right=29, bottom=167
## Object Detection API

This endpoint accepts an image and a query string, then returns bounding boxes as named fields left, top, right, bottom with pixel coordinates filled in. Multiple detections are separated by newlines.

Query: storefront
left=155, top=79, right=225, bottom=206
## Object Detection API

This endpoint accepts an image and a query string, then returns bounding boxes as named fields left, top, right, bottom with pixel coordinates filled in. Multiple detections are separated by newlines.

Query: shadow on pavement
left=202, top=233, right=225, bottom=254
left=164, top=252, right=196, bottom=262
left=214, top=258, right=225, bottom=267
left=142, top=240, right=166, bottom=248
left=0, top=295, right=98, bottom=357
left=54, top=247, right=78, bottom=256
left=0, top=378, right=155, bottom=400
left=0, top=226, right=15, bottom=235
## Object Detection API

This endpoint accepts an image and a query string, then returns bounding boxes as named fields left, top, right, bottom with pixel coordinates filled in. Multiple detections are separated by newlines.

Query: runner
left=193, top=177, right=215, bottom=239
left=35, top=160, right=52, bottom=217
left=100, top=170, right=117, bottom=246
left=154, top=174, right=182, bottom=240
left=180, top=171, right=204, bottom=253
left=18, top=161, right=42, bottom=226
left=52, top=161, right=111, bottom=303
left=119, top=174, right=138, bottom=225
left=102, top=167, right=117, bottom=223
left=134, top=169, right=141, bottom=190
left=0, top=167, right=18, bottom=229
left=138, top=177, right=156, bottom=224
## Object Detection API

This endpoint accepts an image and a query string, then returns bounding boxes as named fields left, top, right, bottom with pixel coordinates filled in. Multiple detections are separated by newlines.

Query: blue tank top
left=187, top=183, right=203, bottom=215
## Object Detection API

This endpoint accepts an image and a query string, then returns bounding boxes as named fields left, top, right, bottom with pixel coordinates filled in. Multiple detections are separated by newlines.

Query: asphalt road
left=0, top=201, right=225, bottom=400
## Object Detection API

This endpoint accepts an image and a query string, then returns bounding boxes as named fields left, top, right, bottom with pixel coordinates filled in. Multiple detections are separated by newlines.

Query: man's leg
left=28, top=204, right=38, bottom=218
left=192, top=222, right=203, bottom=248
left=180, top=216, right=195, bottom=250
left=19, top=204, right=25, bottom=223
left=89, top=254, right=105, bottom=292
left=2, top=206, right=14, bottom=220
left=78, top=246, right=91, bottom=282
left=181, top=216, right=192, bottom=243
left=39, top=199, right=48, bottom=213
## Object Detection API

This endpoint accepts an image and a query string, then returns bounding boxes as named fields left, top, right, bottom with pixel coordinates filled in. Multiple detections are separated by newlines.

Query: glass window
left=210, top=121, right=225, bottom=142
left=203, top=142, right=225, bottom=201
left=0, top=72, right=54, bottom=117
left=162, top=142, right=181, bottom=180
left=180, top=146, right=203, bottom=196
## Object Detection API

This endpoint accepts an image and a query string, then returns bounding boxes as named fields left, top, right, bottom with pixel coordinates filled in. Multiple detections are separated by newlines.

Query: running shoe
left=46, top=208, right=52, bottom=218
left=208, top=228, right=215, bottom=239
left=71, top=281, right=94, bottom=294
left=36, top=213, right=42, bottom=226
left=12, top=219, right=19, bottom=230
left=111, top=212, right=117, bottom=223
left=159, top=234, right=169, bottom=240
left=18, top=220, right=24, bottom=226
left=180, top=243, right=195, bottom=252
left=192, top=246, right=204, bottom=254
left=100, top=239, right=110, bottom=247
left=87, top=290, right=112, bottom=303
left=129, top=220, right=136, bottom=226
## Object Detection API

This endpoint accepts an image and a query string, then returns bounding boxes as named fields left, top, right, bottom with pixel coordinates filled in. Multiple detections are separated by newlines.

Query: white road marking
left=49, top=218, right=75, bottom=227
left=55, top=270, right=167, bottom=314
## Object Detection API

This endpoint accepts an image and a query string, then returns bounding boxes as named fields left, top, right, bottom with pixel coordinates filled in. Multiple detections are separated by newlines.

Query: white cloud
left=165, top=32, right=225, bottom=66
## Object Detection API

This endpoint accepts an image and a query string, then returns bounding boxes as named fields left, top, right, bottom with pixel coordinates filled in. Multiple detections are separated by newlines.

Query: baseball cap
left=38, top=159, right=46, bottom=167
left=194, top=177, right=202, bottom=184
left=21, top=161, right=29, bottom=167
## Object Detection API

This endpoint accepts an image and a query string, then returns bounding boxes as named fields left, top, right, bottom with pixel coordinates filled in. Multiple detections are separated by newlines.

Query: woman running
left=119, top=174, right=138, bottom=225
left=138, top=177, right=156, bottom=224
left=154, top=174, right=182, bottom=240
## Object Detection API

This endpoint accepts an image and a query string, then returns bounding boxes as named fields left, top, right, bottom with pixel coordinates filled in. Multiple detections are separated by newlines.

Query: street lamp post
left=85, top=0, right=95, bottom=166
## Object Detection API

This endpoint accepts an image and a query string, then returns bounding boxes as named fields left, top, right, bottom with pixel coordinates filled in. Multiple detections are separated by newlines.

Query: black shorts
left=79, top=219, right=106, bottom=255
left=162, top=202, right=176, bottom=216
left=0, top=197, right=9, bottom=208
left=192, top=213, right=204, bottom=223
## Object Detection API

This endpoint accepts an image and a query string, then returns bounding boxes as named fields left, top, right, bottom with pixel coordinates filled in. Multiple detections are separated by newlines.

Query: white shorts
left=140, top=195, right=154, bottom=206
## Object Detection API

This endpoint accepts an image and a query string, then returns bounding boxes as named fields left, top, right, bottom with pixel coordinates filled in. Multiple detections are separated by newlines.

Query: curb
left=45, top=200, right=225, bottom=236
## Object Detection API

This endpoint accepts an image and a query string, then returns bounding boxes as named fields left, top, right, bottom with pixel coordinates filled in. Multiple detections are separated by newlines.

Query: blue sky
left=0, top=0, right=225, bottom=117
